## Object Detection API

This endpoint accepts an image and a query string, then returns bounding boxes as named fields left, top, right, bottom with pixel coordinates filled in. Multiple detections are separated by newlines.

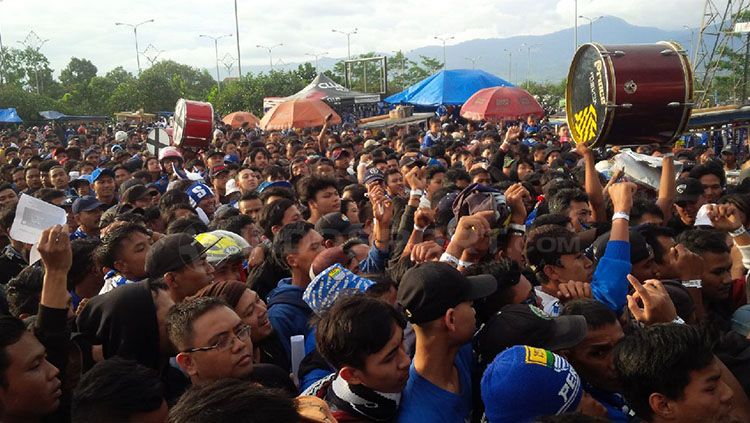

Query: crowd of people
left=0, top=112, right=749, bottom=422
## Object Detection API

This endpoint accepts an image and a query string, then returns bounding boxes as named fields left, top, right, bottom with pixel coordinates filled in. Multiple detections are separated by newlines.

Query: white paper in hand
left=9, top=194, right=67, bottom=244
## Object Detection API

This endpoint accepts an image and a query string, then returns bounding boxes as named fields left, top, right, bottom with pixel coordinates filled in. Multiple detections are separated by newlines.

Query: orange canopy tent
left=260, top=98, right=341, bottom=131
left=460, top=86, right=544, bottom=122
left=222, top=111, right=260, bottom=129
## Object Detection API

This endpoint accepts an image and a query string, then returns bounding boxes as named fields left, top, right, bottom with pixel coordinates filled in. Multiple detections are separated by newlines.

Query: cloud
left=0, top=0, right=704, bottom=76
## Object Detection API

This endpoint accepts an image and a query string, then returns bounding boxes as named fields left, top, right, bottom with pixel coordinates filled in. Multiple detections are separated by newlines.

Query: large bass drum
left=566, top=42, right=693, bottom=148
left=173, top=99, right=214, bottom=149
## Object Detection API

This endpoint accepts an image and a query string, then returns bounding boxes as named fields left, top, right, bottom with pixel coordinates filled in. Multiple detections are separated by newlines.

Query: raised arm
left=577, top=142, right=606, bottom=223
left=656, top=154, right=675, bottom=224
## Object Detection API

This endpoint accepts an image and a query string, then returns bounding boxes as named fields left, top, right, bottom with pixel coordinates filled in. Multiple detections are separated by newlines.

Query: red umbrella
left=260, top=98, right=342, bottom=131
left=460, top=86, right=544, bottom=122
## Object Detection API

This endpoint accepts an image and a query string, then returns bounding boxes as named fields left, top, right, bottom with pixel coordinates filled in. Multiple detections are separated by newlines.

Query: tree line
left=0, top=45, right=568, bottom=122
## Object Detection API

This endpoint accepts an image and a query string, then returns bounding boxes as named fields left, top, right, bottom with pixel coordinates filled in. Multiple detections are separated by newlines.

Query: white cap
left=115, top=130, right=128, bottom=143
left=225, top=178, right=240, bottom=196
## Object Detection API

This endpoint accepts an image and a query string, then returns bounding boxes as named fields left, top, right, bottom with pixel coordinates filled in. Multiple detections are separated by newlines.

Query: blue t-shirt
left=398, top=343, right=474, bottom=423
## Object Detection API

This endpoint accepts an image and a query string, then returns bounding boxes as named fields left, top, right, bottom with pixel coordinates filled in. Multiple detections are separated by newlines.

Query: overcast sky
left=0, top=0, right=705, bottom=77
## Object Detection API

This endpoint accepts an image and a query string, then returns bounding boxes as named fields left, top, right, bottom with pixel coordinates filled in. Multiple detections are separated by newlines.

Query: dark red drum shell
left=566, top=42, right=693, bottom=147
left=174, top=99, right=214, bottom=149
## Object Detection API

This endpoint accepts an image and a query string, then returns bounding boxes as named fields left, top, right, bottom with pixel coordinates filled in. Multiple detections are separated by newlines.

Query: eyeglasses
left=182, top=324, right=252, bottom=353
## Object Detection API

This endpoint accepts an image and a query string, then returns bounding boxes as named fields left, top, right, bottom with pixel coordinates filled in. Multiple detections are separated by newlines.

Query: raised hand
left=607, top=182, right=637, bottom=213
left=626, top=274, right=677, bottom=325
left=450, top=215, right=491, bottom=251
left=414, top=207, right=436, bottom=229
left=410, top=241, right=444, bottom=264
left=505, top=183, right=530, bottom=224
left=557, top=281, right=593, bottom=303
left=707, top=203, right=743, bottom=232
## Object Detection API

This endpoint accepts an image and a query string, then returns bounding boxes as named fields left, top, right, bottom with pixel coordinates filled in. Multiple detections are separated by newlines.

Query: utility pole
left=743, top=32, right=750, bottom=104
left=200, top=33, right=232, bottom=95
left=234, top=0, right=242, bottom=77
left=115, top=19, right=154, bottom=75
left=574, top=0, right=578, bottom=53
left=0, top=0, right=5, bottom=86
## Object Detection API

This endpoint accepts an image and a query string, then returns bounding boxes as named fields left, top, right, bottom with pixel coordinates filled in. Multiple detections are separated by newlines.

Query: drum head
left=173, top=99, right=186, bottom=145
left=566, top=44, right=610, bottom=147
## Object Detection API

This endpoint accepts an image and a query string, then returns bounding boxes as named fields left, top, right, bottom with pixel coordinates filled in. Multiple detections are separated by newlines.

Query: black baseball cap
left=122, top=185, right=151, bottom=204
left=119, top=178, right=144, bottom=195
left=397, top=262, right=497, bottom=324
left=145, top=233, right=218, bottom=278
left=314, top=212, right=364, bottom=241
left=674, top=177, right=704, bottom=204
left=475, top=304, right=588, bottom=365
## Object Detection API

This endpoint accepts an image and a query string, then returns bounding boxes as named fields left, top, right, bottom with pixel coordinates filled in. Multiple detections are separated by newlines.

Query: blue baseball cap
left=90, top=168, right=115, bottom=183
left=72, top=195, right=104, bottom=214
left=481, top=345, right=583, bottom=423
left=223, top=154, right=240, bottom=164
left=363, top=167, right=384, bottom=185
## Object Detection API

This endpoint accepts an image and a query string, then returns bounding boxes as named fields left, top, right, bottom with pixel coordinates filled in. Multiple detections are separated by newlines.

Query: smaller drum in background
left=173, top=99, right=214, bottom=149
left=566, top=42, right=694, bottom=148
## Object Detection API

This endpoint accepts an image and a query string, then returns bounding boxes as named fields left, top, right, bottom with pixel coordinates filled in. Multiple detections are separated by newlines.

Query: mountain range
left=238, top=16, right=696, bottom=83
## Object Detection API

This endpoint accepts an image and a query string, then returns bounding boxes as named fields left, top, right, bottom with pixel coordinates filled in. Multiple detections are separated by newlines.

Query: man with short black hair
left=91, top=167, right=117, bottom=208
left=561, top=299, right=633, bottom=421
left=299, top=175, right=340, bottom=224
left=614, top=324, right=734, bottom=422
left=268, top=221, right=324, bottom=358
left=548, top=188, right=593, bottom=233
left=94, top=222, right=152, bottom=294
left=525, top=182, right=635, bottom=316
left=145, top=233, right=215, bottom=303
left=72, top=357, right=167, bottom=423
left=304, top=295, right=410, bottom=421
left=0, top=182, right=18, bottom=209
left=70, top=196, right=104, bottom=240
left=167, top=297, right=254, bottom=385
left=238, top=191, right=263, bottom=222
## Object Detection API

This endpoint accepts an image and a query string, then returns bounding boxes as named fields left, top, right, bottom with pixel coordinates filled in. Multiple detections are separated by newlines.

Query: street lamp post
left=504, top=48, right=513, bottom=83
left=464, top=56, right=481, bottom=70
left=331, top=28, right=357, bottom=60
left=115, top=19, right=154, bottom=75
left=520, top=43, right=540, bottom=87
left=578, top=15, right=603, bottom=42
left=256, top=43, right=283, bottom=70
left=434, top=35, right=454, bottom=69
left=200, top=33, right=232, bottom=96
left=682, top=25, right=695, bottom=58
left=305, top=52, right=328, bottom=70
